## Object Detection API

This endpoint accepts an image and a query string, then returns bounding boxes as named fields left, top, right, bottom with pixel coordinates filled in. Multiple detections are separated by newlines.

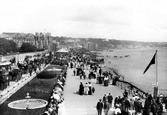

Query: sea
left=101, top=48, right=167, bottom=96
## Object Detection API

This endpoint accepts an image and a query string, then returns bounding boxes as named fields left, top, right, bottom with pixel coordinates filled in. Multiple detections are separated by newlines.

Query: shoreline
left=100, top=48, right=167, bottom=95
left=103, top=66, right=147, bottom=98
left=102, top=47, right=167, bottom=52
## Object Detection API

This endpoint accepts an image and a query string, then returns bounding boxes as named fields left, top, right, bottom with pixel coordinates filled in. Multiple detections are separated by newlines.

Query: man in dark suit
left=107, top=93, right=113, bottom=108
left=96, top=99, right=103, bottom=115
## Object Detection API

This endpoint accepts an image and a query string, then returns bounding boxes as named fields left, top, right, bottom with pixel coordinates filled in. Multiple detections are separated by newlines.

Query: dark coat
left=79, top=84, right=84, bottom=95
left=96, top=102, right=103, bottom=110
left=108, top=95, right=113, bottom=103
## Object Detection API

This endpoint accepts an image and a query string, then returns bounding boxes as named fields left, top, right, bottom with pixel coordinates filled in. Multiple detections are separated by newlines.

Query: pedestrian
left=70, top=62, right=73, bottom=69
left=88, top=82, right=92, bottom=95
left=83, top=70, right=86, bottom=79
left=88, top=71, right=91, bottom=80
left=104, top=76, right=109, bottom=86
left=115, top=106, right=121, bottom=115
left=84, top=83, right=89, bottom=95
left=114, top=96, right=119, bottom=108
left=165, top=97, right=167, bottom=112
left=96, top=99, right=103, bottom=115
left=38, top=64, right=41, bottom=71
left=107, top=93, right=113, bottom=108
left=73, top=69, right=76, bottom=76
left=123, top=89, right=128, bottom=98
left=79, top=82, right=84, bottom=95
left=103, top=94, right=108, bottom=103
left=156, top=98, right=163, bottom=115
left=134, top=98, right=143, bottom=115
left=99, top=67, right=102, bottom=76
left=92, top=87, right=95, bottom=94
left=151, top=99, right=157, bottom=115
left=121, top=97, right=130, bottom=115
left=103, top=101, right=110, bottom=115
left=143, top=97, right=151, bottom=115
left=57, top=100, right=66, bottom=115
left=29, top=64, right=33, bottom=76
left=34, top=64, right=37, bottom=73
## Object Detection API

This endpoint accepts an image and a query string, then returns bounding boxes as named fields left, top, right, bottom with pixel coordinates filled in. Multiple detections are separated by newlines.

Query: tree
left=0, top=38, right=18, bottom=55
left=19, top=43, right=37, bottom=52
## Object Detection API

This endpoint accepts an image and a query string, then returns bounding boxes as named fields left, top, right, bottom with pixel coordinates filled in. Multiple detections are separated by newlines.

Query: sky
left=0, top=0, right=167, bottom=42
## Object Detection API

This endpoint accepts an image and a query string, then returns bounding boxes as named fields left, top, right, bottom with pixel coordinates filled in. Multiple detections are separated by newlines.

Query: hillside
left=52, top=36, right=167, bottom=49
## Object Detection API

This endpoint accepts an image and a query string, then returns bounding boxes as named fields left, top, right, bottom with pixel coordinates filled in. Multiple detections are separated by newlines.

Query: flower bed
left=37, top=65, right=66, bottom=79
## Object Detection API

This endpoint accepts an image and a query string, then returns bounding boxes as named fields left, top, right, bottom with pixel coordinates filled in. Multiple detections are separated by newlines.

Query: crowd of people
left=31, top=50, right=167, bottom=115
left=49, top=50, right=167, bottom=115
left=43, top=64, right=67, bottom=115
left=96, top=88, right=167, bottom=115
left=0, top=52, right=53, bottom=90
left=96, top=93, right=114, bottom=115
left=78, top=82, right=95, bottom=95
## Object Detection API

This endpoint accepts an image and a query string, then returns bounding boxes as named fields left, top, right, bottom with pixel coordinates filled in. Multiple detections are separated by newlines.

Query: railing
left=0, top=74, right=36, bottom=104
left=108, top=67, right=148, bottom=99
left=1, top=51, right=46, bottom=62
left=116, top=79, right=147, bottom=99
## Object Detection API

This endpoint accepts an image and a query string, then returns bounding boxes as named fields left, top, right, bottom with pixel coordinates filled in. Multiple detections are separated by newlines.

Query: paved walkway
left=63, top=68, right=124, bottom=115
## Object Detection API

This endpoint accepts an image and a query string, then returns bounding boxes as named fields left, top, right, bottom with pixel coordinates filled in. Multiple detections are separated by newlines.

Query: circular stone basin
left=46, top=68, right=62, bottom=71
left=8, top=99, right=48, bottom=110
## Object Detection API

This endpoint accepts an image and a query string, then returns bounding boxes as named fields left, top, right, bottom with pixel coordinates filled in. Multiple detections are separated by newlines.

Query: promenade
left=63, top=67, right=124, bottom=115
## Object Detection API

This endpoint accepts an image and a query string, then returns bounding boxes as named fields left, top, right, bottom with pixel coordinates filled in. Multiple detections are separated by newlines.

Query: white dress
left=58, top=101, right=66, bottom=115
left=84, top=84, right=89, bottom=95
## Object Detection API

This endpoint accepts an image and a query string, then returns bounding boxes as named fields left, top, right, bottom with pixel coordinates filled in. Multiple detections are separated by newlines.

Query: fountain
left=8, top=92, right=48, bottom=110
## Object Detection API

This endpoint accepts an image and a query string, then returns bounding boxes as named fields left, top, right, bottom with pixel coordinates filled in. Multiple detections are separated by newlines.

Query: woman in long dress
left=88, top=82, right=92, bottom=95
left=84, top=83, right=89, bottom=95
left=58, top=100, right=66, bottom=115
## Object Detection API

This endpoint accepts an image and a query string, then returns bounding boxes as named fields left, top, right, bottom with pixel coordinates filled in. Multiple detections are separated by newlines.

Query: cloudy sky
left=0, top=0, right=167, bottom=42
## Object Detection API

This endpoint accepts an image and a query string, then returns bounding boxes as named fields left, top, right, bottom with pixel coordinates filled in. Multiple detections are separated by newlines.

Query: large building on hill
left=82, top=42, right=98, bottom=51
left=1, top=32, right=52, bottom=50
left=34, top=32, right=52, bottom=50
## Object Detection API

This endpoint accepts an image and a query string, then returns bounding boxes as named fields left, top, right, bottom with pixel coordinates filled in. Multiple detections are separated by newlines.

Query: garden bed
left=0, top=65, right=66, bottom=115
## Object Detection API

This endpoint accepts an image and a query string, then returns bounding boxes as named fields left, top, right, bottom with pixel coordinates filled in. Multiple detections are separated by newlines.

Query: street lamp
left=17, top=52, right=19, bottom=64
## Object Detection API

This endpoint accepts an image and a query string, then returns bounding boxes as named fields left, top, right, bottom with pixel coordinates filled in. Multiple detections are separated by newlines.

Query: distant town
left=0, top=32, right=167, bottom=55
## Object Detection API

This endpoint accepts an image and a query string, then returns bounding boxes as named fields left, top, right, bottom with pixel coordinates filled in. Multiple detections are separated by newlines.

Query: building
left=34, top=32, right=51, bottom=50
left=2, top=33, right=35, bottom=47
left=83, top=42, right=98, bottom=51
left=1, top=32, right=52, bottom=51
left=0, top=34, right=13, bottom=40
left=51, top=40, right=58, bottom=52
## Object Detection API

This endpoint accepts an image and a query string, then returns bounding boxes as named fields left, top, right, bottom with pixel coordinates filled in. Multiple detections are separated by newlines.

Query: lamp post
left=17, top=52, right=19, bottom=65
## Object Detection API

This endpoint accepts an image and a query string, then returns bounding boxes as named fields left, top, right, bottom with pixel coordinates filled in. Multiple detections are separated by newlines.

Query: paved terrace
left=63, top=67, right=124, bottom=115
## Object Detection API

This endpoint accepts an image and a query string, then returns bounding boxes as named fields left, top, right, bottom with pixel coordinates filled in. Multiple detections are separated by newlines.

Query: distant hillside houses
left=0, top=32, right=52, bottom=51
left=1, top=33, right=167, bottom=51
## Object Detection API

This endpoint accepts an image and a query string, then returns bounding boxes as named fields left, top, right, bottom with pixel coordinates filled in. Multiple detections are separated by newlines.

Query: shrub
left=37, top=70, right=59, bottom=79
